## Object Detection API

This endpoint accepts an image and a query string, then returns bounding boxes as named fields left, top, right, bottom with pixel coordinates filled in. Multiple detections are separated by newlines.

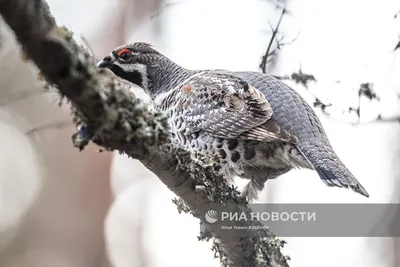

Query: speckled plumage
left=97, top=43, right=369, bottom=201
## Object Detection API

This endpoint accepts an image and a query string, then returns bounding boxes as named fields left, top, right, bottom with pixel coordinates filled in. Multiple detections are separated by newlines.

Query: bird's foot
left=72, top=123, right=94, bottom=151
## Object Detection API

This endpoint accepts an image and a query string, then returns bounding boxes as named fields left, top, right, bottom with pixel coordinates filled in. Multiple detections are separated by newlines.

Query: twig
left=395, top=9, right=400, bottom=19
left=276, top=70, right=400, bottom=125
left=265, top=8, right=398, bottom=125
left=266, top=0, right=287, bottom=11
left=25, top=120, right=72, bottom=135
left=260, top=8, right=286, bottom=73
left=150, top=1, right=185, bottom=20
left=0, top=90, right=43, bottom=106
left=0, top=0, right=289, bottom=266
left=275, top=31, right=299, bottom=51
left=394, top=35, right=400, bottom=51
left=370, top=114, right=400, bottom=124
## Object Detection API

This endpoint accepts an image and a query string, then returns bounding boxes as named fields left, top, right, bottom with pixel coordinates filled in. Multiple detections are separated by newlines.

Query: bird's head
left=97, top=42, right=162, bottom=92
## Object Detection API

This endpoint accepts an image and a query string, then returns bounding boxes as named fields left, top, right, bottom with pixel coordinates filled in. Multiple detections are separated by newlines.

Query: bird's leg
left=240, top=167, right=292, bottom=202
left=241, top=180, right=264, bottom=202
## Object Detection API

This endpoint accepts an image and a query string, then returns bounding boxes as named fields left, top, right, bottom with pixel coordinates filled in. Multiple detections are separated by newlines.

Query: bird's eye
left=120, top=52, right=131, bottom=60
left=117, top=48, right=133, bottom=60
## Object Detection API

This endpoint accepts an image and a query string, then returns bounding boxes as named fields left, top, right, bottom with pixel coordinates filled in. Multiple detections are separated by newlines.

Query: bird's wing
left=173, top=72, right=298, bottom=143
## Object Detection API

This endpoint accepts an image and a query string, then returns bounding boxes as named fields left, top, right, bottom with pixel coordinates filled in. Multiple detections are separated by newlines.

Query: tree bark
left=0, top=0, right=289, bottom=266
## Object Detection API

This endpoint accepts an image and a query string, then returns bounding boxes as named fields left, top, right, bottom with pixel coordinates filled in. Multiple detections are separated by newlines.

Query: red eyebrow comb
left=117, top=48, right=132, bottom=57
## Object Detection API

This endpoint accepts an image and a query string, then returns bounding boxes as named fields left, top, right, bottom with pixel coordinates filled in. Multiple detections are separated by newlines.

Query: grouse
left=96, top=42, right=369, bottom=201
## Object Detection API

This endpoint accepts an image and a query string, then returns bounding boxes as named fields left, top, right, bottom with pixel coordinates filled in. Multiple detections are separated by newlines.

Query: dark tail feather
left=314, top=165, right=369, bottom=197
left=297, top=145, right=369, bottom=198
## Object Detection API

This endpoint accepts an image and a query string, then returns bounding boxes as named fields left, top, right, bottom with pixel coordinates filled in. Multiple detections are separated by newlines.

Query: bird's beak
left=97, top=55, right=114, bottom=69
left=97, top=60, right=112, bottom=69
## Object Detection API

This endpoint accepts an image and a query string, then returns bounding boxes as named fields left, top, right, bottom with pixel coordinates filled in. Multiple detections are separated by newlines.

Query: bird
left=96, top=42, right=369, bottom=201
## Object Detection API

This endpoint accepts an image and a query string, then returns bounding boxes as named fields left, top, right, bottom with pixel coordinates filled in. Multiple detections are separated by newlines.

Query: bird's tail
left=297, top=144, right=369, bottom=197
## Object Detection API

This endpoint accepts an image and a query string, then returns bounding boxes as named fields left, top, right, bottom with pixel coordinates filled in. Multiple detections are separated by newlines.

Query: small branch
left=260, top=8, right=286, bottom=73
left=395, top=9, right=400, bottom=19
left=150, top=1, right=185, bottom=20
left=0, top=0, right=289, bottom=266
left=273, top=67, right=317, bottom=88
left=276, top=70, right=400, bottom=125
left=266, top=0, right=287, bottom=11
left=394, top=35, right=400, bottom=51
left=0, top=90, right=43, bottom=106
left=25, top=120, right=72, bottom=135
left=275, top=31, right=299, bottom=50
left=264, top=10, right=399, bottom=125
left=371, top=114, right=400, bottom=124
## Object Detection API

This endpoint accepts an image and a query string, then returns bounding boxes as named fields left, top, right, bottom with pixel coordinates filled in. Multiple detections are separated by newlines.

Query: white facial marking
left=113, top=62, right=149, bottom=91
left=130, top=63, right=148, bottom=91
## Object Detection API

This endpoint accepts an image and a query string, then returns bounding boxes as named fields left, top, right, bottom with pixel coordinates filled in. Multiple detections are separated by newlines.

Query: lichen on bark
left=0, top=0, right=290, bottom=266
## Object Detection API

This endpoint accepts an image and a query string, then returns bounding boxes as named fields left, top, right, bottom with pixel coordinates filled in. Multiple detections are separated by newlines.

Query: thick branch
left=0, top=0, right=289, bottom=266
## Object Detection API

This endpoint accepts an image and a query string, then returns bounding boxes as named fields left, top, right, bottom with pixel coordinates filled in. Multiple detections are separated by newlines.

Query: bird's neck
left=147, top=56, right=198, bottom=99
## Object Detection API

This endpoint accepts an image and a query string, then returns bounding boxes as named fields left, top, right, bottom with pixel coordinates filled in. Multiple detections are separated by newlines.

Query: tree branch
left=260, top=7, right=286, bottom=73
left=394, top=35, right=400, bottom=51
left=395, top=8, right=400, bottom=19
left=260, top=6, right=400, bottom=126
left=276, top=70, right=400, bottom=125
left=0, top=0, right=289, bottom=266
